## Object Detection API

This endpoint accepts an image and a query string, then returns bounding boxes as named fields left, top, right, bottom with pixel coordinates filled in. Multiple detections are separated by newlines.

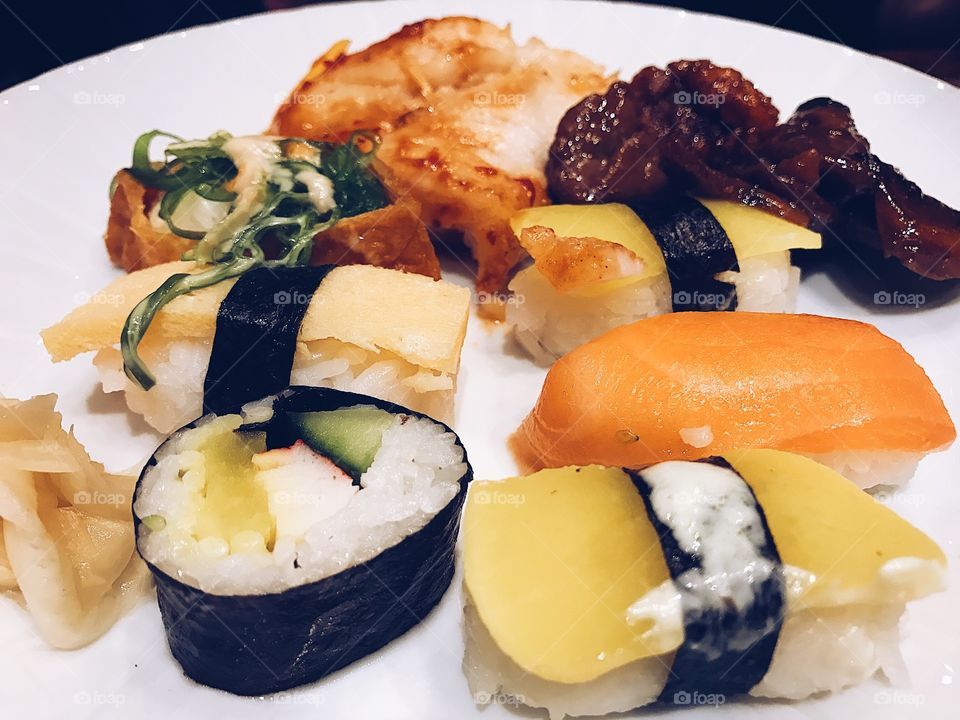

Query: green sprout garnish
left=119, top=129, right=389, bottom=390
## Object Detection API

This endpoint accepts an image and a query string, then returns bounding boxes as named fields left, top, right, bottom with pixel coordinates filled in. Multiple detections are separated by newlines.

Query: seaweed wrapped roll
left=133, top=386, right=472, bottom=695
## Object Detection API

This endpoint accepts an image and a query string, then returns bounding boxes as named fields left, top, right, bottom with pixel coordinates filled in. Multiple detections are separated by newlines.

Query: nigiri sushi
left=134, top=386, right=472, bottom=695
left=42, top=261, right=470, bottom=432
left=513, top=312, right=954, bottom=487
left=507, top=200, right=821, bottom=362
left=463, top=452, right=946, bottom=718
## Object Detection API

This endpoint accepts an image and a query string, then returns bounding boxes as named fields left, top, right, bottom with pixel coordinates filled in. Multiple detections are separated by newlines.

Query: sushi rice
left=806, top=449, right=925, bottom=489
left=509, top=252, right=797, bottom=363
left=134, top=402, right=466, bottom=595
left=464, top=599, right=905, bottom=718
left=675, top=430, right=926, bottom=489
left=95, top=336, right=455, bottom=434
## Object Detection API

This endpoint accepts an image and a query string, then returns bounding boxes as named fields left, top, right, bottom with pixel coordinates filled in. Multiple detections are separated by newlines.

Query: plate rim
left=0, top=0, right=954, bottom=102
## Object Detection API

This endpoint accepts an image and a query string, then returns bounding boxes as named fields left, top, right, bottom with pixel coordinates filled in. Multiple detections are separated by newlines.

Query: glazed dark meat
left=547, top=60, right=960, bottom=280
left=874, top=161, right=960, bottom=280
left=548, top=60, right=803, bottom=221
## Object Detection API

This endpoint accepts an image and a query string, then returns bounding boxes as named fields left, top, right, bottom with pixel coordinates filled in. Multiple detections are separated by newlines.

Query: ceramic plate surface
left=0, top=1, right=957, bottom=718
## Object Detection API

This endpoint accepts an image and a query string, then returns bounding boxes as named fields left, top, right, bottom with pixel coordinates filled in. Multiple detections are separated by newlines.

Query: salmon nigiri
left=513, top=313, right=955, bottom=488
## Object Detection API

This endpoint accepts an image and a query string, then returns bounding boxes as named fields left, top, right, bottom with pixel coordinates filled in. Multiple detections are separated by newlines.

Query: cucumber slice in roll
left=289, top=405, right=396, bottom=479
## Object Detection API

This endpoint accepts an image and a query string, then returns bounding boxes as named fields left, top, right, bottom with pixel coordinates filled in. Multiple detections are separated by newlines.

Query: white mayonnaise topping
left=625, top=461, right=945, bottom=659
left=295, top=169, right=337, bottom=215
left=628, top=461, right=779, bottom=659
left=222, top=135, right=283, bottom=191
left=194, top=136, right=282, bottom=253
left=168, top=191, right=232, bottom=234
left=638, top=461, right=774, bottom=605
left=624, top=580, right=683, bottom=646
left=191, top=135, right=338, bottom=256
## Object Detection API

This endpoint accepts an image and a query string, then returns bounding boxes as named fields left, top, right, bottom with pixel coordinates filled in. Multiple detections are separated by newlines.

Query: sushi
left=513, top=312, right=955, bottom=487
left=133, top=386, right=472, bottom=695
left=463, top=451, right=946, bottom=718
left=507, top=199, right=821, bottom=362
left=42, top=261, right=470, bottom=432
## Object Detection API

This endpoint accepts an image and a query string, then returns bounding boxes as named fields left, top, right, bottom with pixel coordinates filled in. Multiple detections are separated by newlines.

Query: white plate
left=1, top=1, right=958, bottom=718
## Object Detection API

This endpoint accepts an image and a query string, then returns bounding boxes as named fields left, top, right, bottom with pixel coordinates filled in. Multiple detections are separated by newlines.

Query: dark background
left=1, top=0, right=958, bottom=91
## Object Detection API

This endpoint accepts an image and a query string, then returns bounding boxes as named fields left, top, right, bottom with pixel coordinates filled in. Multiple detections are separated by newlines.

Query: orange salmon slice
left=514, top=312, right=955, bottom=470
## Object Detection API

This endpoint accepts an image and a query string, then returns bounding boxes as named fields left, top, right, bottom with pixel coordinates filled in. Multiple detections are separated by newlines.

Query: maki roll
left=513, top=312, right=955, bottom=487
left=43, top=261, right=470, bottom=431
left=507, top=200, right=821, bottom=362
left=463, top=452, right=946, bottom=717
left=133, top=386, right=472, bottom=695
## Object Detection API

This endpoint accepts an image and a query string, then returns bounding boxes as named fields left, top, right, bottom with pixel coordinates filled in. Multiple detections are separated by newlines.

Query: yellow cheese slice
left=726, top=449, right=945, bottom=609
left=465, top=454, right=945, bottom=686
left=510, top=200, right=821, bottom=288
left=462, top=465, right=677, bottom=684
left=697, top=199, right=822, bottom=258
left=41, top=261, right=470, bottom=374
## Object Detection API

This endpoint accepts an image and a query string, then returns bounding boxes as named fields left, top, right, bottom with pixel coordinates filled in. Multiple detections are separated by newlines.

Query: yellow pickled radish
left=229, top=531, right=269, bottom=555
left=192, top=419, right=273, bottom=549
left=697, top=198, right=821, bottom=258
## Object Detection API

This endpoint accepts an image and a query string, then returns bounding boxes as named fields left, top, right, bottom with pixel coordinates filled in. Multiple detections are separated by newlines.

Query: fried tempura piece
left=104, top=170, right=440, bottom=279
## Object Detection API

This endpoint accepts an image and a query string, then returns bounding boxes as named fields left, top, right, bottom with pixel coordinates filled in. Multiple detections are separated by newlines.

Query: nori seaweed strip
left=627, top=458, right=784, bottom=702
left=202, top=265, right=335, bottom=416
left=627, top=196, right=739, bottom=311
left=134, top=387, right=472, bottom=696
